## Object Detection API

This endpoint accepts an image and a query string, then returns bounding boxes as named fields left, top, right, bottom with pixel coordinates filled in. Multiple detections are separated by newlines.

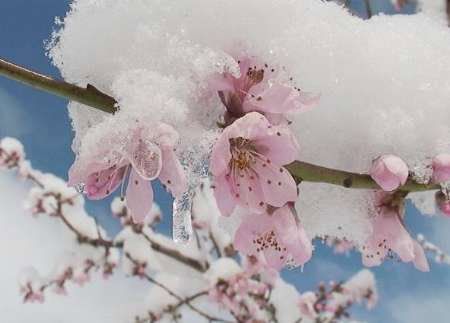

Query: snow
left=48, top=0, right=450, bottom=243
left=205, top=258, right=242, bottom=285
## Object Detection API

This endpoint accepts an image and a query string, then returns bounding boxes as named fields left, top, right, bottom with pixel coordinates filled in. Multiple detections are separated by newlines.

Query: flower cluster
left=359, top=152, right=450, bottom=270
left=210, top=54, right=317, bottom=270
left=298, top=270, right=377, bottom=323
left=68, top=125, right=187, bottom=223
left=1, top=137, right=380, bottom=323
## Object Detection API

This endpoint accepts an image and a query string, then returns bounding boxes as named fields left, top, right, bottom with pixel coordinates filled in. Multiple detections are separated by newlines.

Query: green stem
left=285, top=161, right=440, bottom=192
left=0, top=57, right=441, bottom=193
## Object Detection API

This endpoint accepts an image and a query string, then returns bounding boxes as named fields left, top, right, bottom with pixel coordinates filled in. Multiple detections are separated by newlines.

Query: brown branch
left=17, top=165, right=206, bottom=274
left=0, top=57, right=117, bottom=114
left=126, top=254, right=232, bottom=323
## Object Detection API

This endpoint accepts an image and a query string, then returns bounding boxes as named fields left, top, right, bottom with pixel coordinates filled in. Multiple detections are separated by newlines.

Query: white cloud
left=389, top=287, right=450, bottom=323
left=0, top=88, right=31, bottom=137
left=0, top=173, right=149, bottom=322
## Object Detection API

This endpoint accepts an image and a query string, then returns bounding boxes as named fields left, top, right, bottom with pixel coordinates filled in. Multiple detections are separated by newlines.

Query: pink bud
left=432, top=154, right=450, bottom=183
left=435, top=191, right=450, bottom=217
left=369, top=155, right=409, bottom=191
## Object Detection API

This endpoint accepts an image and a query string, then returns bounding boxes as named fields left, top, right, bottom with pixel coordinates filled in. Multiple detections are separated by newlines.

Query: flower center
left=229, top=138, right=255, bottom=171
left=246, top=66, right=264, bottom=88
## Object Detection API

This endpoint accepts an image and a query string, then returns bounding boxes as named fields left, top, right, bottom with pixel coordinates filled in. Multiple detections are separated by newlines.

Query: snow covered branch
left=0, top=58, right=441, bottom=194
left=417, top=234, right=450, bottom=266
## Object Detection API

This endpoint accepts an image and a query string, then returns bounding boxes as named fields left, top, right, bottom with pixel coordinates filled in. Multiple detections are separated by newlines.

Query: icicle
left=74, top=183, right=86, bottom=194
left=172, top=136, right=213, bottom=244
left=172, top=189, right=194, bottom=244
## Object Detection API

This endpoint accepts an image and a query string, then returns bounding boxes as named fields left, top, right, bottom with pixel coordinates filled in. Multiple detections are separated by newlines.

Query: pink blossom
left=369, top=155, right=409, bottom=191
left=210, top=112, right=299, bottom=216
left=435, top=191, right=450, bottom=217
left=211, top=55, right=318, bottom=125
left=298, top=291, right=318, bottom=320
left=361, top=192, right=429, bottom=271
left=432, top=154, right=450, bottom=183
left=242, top=254, right=279, bottom=286
left=72, top=272, right=90, bottom=286
left=333, top=239, right=354, bottom=254
left=234, top=205, right=312, bottom=270
left=208, top=271, right=268, bottom=321
left=68, top=124, right=186, bottom=222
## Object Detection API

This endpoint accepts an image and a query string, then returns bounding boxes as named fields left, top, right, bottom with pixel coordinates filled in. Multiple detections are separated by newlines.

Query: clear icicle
left=74, top=183, right=86, bottom=194
left=172, top=189, right=194, bottom=244
left=172, top=137, right=213, bottom=244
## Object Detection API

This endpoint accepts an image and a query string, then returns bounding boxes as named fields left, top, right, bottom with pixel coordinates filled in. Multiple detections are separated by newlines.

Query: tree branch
left=0, top=57, right=441, bottom=194
left=285, top=161, right=440, bottom=192
left=0, top=57, right=117, bottom=114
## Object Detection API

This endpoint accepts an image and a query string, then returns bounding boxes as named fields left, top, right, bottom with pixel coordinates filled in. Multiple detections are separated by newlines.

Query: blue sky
left=1, top=1, right=449, bottom=322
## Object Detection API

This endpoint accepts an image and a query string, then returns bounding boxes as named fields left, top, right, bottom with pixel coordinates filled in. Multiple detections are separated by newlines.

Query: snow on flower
left=431, top=153, right=450, bottom=183
left=435, top=191, right=450, bottom=217
left=360, top=192, right=429, bottom=271
left=0, top=137, right=25, bottom=169
left=211, top=53, right=318, bottom=125
left=369, top=155, right=409, bottom=192
left=210, top=112, right=299, bottom=216
left=298, top=291, right=318, bottom=320
left=206, top=258, right=269, bottom=322
left=68, top=124, right=186, bottom=222
left=234, top=204, right=312, bottom=270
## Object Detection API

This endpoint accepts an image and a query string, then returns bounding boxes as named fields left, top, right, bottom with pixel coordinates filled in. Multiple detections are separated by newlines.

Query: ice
left=48, top=0, right=450, bottom=242
left=172, top=190, right=194, bottom=244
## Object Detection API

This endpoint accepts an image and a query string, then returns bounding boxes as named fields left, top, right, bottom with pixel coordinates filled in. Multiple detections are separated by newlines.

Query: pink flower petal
left=126, top=169, right=153, bottom=223
left=234, top=169, right=266, bottom=212
left=233, top=213, right=270, bottom=255
left=253, top=125, right=300, bottom=166
left=85, top=165, right=127, bottom=200
left=432, top=153, right=450, bottom=183
left=158, top=147, right=187, bottom=198
left=210, top=132, right=232, bottom=176
left=225, top=112, right=271, bottom=141
left=412, top=240, right=430, bottom=272
left=369, top=155, right=409, bottom=191
left=209, top=73, right=236, bottom=92
left=274, top=207, right=312, bottom=266
left=253, top=158, right=298, bottom=207
left=361, top=209, right=415, bottom=267
left=212, top=175, right=237, bottom=217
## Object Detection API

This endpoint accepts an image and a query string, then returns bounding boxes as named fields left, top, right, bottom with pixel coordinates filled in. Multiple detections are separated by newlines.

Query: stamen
left=120, top=164, right=131, bottom=200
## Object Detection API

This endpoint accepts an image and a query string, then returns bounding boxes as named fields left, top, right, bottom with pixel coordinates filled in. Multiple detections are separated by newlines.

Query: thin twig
left=126, top=253, right=233, bottom=323
left=364, top=0, right=372, bottom=19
